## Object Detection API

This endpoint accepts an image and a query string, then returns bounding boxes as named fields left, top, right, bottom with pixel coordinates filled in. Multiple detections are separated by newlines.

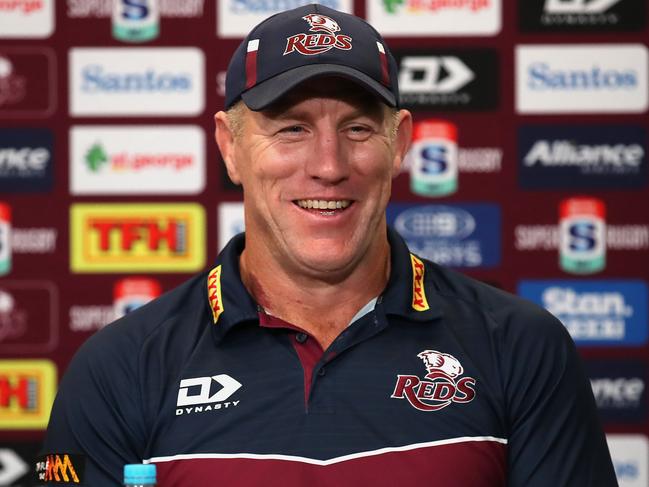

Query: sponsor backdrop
left=0, top=0, right=647, bottom=484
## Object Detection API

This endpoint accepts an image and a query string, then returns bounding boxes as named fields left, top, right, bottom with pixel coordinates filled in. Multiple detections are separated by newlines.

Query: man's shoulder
left=80, top=270, right=211, bottom=359
left=421, top=257, right=567, bottom=339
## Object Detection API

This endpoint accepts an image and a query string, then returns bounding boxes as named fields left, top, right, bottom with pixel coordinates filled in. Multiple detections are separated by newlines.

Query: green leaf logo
left=383, top=0, right=404, bottom=13
left=85, top=143, right=108, bottom=172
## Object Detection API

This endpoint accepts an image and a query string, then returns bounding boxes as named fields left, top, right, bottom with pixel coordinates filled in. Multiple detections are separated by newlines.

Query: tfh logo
left=284, top=14, right=352, bottom=56
left=89, top=218, right=186, bottom=254
left=391, top=350, right=476, bottom=411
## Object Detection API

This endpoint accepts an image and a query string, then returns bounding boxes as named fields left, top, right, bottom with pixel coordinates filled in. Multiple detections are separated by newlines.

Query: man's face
left=216, top=78, right=412, bottom=278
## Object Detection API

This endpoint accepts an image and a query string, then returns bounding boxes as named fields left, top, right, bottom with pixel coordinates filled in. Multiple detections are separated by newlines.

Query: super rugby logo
left=284, top=14, right=352, bottom=56
left=391, top=350, right=476, bottom=411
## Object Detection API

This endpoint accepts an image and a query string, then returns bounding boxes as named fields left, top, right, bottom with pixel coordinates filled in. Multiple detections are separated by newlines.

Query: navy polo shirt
left=41, top=229, right=617, bottom=486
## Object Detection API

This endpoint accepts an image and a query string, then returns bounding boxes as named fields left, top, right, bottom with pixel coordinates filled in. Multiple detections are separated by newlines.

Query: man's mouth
left=296, top=199, right=351, bottom=210
left=294, top=199, right=352, bottom=215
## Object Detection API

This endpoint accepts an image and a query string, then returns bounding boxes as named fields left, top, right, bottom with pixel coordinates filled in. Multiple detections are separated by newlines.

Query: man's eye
left=280, top=125, right=304, bottom=134
left=347, top=125, right=373, bottom=139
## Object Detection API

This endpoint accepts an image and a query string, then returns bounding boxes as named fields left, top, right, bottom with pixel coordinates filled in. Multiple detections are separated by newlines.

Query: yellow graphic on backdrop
left=0, top=360, right=57, bottom=429
left=70, top=203, right=205, bottom=272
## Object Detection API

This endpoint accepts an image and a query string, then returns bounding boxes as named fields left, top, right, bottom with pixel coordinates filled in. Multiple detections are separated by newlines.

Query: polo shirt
left=40, top=229, right=618, bottom=486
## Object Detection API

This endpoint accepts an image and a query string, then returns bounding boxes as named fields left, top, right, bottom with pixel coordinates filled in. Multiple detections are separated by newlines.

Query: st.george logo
left=284, top=14, right=352, bottom=56
left=391, top=350, right=476, bottom=411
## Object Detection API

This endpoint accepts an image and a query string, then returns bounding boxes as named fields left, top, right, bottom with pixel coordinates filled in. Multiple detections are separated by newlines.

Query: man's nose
left=305, top=130, right=350, bottom=184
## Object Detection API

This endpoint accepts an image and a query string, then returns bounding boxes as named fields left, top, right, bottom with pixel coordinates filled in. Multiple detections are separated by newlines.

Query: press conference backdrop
left=1, top=1, right=648, bottom=485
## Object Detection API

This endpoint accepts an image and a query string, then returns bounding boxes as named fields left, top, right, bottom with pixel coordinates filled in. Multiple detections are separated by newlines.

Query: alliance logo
left=518, top=125, right=647, bottom=190
left=284, top=14, right=352, bottom=56
left=391, top=350, right=476, bottom=411
left=587, top=360, right=646, bottom=423
left=0, top=128, right=54, bottom=192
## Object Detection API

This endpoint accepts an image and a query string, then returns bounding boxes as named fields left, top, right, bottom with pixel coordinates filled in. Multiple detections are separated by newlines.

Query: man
left=41, top=4, right=618, bottom=486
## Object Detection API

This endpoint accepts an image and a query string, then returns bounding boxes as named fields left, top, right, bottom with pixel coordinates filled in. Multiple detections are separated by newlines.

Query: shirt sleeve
left=40, top=322, right=148, bottom=486
left=501, top=305, right=618, bottom=487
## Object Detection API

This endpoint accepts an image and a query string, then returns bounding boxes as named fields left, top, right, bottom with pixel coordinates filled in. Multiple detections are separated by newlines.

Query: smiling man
left=41, top=4, right=617, bottom=487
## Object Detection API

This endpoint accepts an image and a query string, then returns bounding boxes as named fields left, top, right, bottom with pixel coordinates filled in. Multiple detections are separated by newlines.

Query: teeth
left=296, top=199, right=351, bottom=210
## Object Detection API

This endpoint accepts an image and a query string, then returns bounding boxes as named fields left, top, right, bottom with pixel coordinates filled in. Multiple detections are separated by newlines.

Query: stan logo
left=391, top=350, right=476, bottom=411
left=284, top=14, right=352, bottom=56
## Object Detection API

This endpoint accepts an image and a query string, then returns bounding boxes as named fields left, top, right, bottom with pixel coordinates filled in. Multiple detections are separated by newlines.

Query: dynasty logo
left=284, top=14, right=352, bottom=56
left=391, top=350, right=476, bottom=411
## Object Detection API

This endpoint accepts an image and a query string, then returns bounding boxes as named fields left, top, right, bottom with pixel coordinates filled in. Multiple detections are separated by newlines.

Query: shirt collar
left=380, top=227, right=443, bottom=322
left=206, top=228, right=443, bottom=342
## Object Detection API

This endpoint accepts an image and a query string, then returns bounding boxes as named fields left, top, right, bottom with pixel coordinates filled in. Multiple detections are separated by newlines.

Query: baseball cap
left=224, top=4, right=399, bottom=111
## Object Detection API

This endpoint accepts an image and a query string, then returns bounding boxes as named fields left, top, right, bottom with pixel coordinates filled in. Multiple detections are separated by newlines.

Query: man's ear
left=214, top=110, right=242, bottom=185
left=392, top=109, right=413, bottom=178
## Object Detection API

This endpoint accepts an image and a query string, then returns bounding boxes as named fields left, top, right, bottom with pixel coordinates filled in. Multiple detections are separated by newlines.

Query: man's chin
left=288, top=246, right=360, bottom=279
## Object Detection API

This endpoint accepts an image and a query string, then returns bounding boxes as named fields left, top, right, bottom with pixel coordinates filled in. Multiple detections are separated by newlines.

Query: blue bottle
left=124, top=464, right=156, bottom=487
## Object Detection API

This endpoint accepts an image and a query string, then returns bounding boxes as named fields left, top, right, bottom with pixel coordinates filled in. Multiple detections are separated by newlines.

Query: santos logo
left=176, top=374, right=241, bottom=415
left=516, top=44, right=648, bottom=113
left=607, top=435, right=648, bottom=487
left=69, top=48, right=204, bottom=116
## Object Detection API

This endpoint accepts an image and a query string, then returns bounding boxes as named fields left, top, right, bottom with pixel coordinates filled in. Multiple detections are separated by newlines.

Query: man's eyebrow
left=262, top=102, right=386, bottom=124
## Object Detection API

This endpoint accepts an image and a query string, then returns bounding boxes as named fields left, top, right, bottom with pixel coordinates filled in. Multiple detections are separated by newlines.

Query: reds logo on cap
left=391, top=350, right=476, bottom=412
left=284, top=14, right=352, bottom=56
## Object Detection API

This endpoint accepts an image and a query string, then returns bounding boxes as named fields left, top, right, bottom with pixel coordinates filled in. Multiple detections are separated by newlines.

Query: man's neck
left=239, top=238, right=391, bottom=350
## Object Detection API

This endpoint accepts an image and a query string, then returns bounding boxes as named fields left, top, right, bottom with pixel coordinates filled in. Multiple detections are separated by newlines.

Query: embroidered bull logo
left=302, top=14, right=341, bottom=34
left=391, top=350, right=476, bottom=412
left=284, top=14, right=352, bottom=56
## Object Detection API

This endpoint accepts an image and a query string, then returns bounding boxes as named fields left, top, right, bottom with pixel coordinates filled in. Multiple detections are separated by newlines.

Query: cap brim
left=241, top=64, right=397, bottom=111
